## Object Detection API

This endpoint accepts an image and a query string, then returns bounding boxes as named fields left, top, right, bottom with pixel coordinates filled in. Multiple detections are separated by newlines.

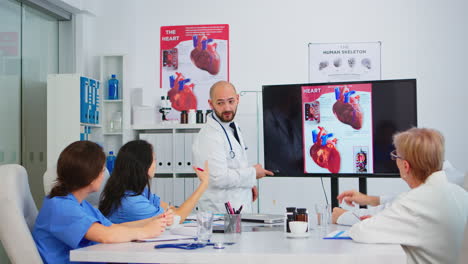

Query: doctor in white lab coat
left=192, top=81, right=273, bottom=213
left=348, top=128, right=468, bottom=264
left=333, top=160, right=467, bottom=226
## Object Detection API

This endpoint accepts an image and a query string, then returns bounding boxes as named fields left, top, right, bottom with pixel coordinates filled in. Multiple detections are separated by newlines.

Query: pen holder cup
left=224, top=214, right=242, bottom=233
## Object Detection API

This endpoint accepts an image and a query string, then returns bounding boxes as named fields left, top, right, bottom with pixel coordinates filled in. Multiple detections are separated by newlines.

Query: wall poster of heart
left=301, top=83, right=373, bottom=174
left=160, top=24, right=229, bottom=120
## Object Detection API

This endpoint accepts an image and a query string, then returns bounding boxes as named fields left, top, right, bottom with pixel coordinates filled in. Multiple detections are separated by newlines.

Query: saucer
left=286, top=232, right=310, bottom=238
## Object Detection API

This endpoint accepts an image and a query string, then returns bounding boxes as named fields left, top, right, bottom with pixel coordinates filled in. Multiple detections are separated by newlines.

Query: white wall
left=84, top=0, right=468, bottom=213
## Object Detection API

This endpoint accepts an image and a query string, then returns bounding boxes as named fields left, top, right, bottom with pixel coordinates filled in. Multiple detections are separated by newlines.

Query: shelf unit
left=47, top=55, right=134, bottom=168
left=133, top=123, right=205, bottom=207
left=100, top=55, right=134, bottom=155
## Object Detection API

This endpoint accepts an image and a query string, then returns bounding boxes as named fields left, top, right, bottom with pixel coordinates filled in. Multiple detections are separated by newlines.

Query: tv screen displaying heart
left=262, top=79, right=417, bottom=177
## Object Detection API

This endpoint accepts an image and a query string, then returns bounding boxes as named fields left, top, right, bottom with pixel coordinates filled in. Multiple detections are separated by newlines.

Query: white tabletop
left=70, top=225, right=406, bottom=264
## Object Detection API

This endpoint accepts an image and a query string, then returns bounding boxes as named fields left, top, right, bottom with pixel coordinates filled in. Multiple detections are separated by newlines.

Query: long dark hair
left=99, top=140, right=153, bottom=216
left=49, top=141, right=106, bottom=198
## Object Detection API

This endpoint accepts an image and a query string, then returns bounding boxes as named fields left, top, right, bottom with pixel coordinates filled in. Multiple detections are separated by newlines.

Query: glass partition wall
left=0, top=0, right=59, bottom=205
left=22, top=4, right=59, bottom=208
left=1, top=0, right=60, bottom=262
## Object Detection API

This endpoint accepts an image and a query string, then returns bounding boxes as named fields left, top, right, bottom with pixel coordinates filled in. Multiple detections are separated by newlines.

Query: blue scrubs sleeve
left=48, top=200, right=108, bottom=249
left=123, top=195, right=164, bottom=221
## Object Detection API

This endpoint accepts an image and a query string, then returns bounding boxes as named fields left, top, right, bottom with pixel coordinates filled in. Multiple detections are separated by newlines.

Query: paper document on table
left=323, top=230, right=352, bottom=240
left=185, top=213, right=224, bottom=221
left=134, top=229, right=196, bottom=242
left=170, top=226, right=198, bottom=236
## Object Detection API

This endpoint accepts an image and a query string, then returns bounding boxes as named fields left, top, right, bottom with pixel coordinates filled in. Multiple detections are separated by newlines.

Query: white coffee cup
left=289, top=221, right=308, bottom=234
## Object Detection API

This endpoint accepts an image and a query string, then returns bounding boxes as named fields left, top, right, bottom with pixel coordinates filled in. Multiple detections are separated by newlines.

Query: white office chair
left=459, top=221, right=468, bottom=264
left=463, top=171, right=468, bottom=191
left=0, top=164, right=43, bottom=263
left=43, top=167, right=110, bottom=207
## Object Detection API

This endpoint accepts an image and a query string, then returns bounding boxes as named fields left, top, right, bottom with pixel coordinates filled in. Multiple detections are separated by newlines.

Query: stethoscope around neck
left=211, top=113, right=236, bottom=159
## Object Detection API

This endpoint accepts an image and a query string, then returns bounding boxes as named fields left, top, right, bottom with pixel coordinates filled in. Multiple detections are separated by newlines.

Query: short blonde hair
left=393, top=127, right=444, bottom=182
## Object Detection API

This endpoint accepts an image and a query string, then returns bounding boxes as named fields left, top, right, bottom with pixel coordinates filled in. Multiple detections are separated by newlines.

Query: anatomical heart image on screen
left=309, top=126, right=341, bottom=173
left=302, top=83, right=373, bottom=174
left=333, top=86, right=363, bottom=130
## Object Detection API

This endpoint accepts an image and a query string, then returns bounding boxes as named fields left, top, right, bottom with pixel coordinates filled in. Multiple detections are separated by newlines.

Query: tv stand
left=330, top=177, right=368, bottom=209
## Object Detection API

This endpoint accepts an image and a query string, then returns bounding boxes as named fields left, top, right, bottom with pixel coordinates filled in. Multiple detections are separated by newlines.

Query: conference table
left=70, top=224, right=406, bottom=263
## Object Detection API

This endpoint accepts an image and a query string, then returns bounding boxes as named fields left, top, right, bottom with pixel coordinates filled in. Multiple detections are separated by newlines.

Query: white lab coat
left=192, top=114, right=256, bottom=213
left=337, top=160, right=466, bottom=226
left=349, top=171, right=468, bottom=264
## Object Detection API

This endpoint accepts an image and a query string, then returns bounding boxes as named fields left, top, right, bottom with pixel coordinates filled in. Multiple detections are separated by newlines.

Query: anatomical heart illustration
left=309, top=126, right=341, bottom=173
left=332, top=86, right=363, bottom=130
left=190, top=35, right=221, bottom=75
left=168, top=72, right=197, bottom=111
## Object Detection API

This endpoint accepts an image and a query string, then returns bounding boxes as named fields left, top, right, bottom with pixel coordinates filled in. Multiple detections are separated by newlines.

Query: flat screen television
left=262, top=79, right=417, bottom=177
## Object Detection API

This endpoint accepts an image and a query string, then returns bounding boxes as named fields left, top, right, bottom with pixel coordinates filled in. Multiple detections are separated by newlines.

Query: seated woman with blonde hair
left=349, top=127, right=468, bottom=264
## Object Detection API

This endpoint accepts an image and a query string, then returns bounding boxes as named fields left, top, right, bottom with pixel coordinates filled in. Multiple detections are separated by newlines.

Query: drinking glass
left=314, top=204, right=329, bottom=229
left=196, top=211, right=213, bottom=243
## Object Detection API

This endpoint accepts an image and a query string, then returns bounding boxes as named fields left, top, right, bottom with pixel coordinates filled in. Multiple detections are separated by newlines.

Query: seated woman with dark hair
left=33, top=141, right=168, bottom=264
left=349, top=128, right=468, bottom=264
left=99, top=139, right=209, bottom=224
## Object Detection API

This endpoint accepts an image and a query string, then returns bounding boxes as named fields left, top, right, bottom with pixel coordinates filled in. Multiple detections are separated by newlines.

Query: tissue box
left=132, top=105, right=156, bottom=125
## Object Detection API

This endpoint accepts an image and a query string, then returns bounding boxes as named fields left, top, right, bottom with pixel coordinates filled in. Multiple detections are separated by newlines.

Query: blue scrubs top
left=107, top=187, right=164, bottom=224
left=32, top=193, right=112, bottom=264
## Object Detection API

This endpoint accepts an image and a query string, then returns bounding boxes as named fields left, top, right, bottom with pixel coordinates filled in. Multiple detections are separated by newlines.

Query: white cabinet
left=47, top=74, right=102, bottom=168
left=134, top=123, right=204, bottom=206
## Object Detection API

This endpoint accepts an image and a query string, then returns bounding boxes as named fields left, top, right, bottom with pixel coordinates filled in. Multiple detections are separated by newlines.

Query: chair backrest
left=463, top=171, right=468, bottom=191
left=459, top=221, right=468, bottom=264
left=43, top=167, right=110, bottom=207
left=0, top=164, right=43, bottom=263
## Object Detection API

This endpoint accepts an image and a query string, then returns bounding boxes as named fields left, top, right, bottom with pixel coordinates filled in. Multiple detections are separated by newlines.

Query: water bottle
left=108, top=74, right=119, bottom=100
left=106, top=151, right=116, bottom=173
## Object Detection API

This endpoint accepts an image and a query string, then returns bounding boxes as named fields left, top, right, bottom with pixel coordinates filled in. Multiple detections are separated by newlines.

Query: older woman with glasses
left=348, top=127, right=467, bottom=264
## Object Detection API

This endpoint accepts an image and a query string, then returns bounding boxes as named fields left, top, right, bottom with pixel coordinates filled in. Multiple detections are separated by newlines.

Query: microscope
left=159, top=95, right=172, bottom=121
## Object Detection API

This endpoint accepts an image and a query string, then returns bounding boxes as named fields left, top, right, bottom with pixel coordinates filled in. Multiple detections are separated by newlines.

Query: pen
left=224, top=202, right=231, bottom=214
left=226, top=201, right=235, bottom=214
left=351, top=211, right=361, bottom=221
left=196, top=167, right=204, bottom=172
left=236, top=205, right=243, bottom=214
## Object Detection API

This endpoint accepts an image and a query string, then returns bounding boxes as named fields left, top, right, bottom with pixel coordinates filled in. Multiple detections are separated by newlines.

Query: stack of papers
left=134, top=225, right=200, bottom=242
left=185, top=213, right=224, bottom=222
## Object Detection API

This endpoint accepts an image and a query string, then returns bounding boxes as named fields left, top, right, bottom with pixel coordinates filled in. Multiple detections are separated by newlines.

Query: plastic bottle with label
left=285, top=207, right=297, bottom=233
left=205, top=110, right=213, bottom=122
left=108, top=74, right=119, bottom=100
left=188, top=109, right=196, bottom=124
left=180, top=110, right=188, bottom=124
left=196, top=110, right=204, bottom=123
left=106, top=151, right=116, bottom=173
left=295, top=208, right=309, bottom=232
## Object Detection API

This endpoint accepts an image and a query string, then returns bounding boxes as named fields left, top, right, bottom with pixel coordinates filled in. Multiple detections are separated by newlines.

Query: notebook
left=241, top=214, right=284, bottom=224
